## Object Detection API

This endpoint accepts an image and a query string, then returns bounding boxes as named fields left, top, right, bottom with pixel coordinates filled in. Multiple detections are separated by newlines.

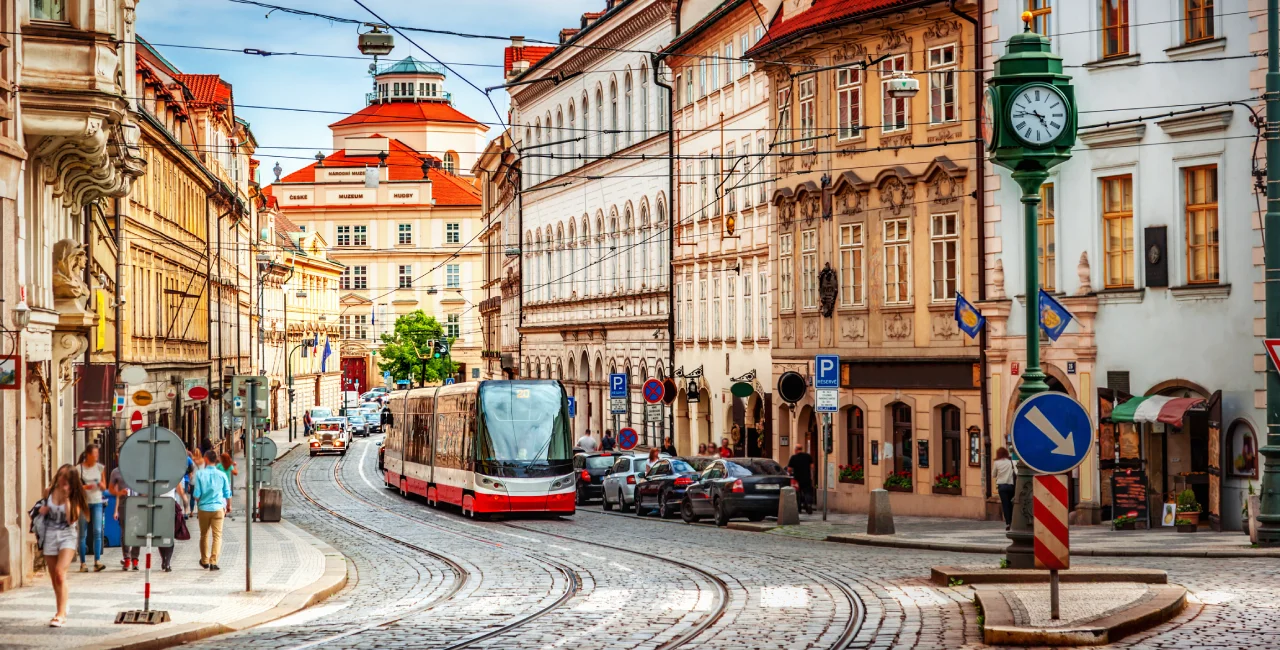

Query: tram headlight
left=550, top=475, right=574, bottom=491
left=478, top=475, right=507, bottom=492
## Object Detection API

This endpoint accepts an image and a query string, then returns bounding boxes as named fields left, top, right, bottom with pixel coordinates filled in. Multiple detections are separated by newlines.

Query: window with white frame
left=801, top=229, right=818, bottom=308
left=839, top=224, right=864, bottom=306
left=881, top=54, right=910, bottom=133
left=777, top=88, right=792, bottom=153
left=699, top=59, right=708, bottom=98
left=675, top=282, right=683, bottom=338
left=446, top=263, right=460, bottom=289
left=884, top=219, right=911, bottom=303
left=337, top=225, right=351, bottom=247
left=742, top=273, right=753, bottom=339
left=398, top=223, right=412, bottom=245
left=931, top=213, right=959, bottom=300
left=740, top=34, right=751, bottom=77
left=780, top=233, right=794, bottom=311
left=445, top=313, right=460, bottom=339
left=837, top=67, right=863, bottom=141
left=798, top=78, right=816, bottom=150
left=684, top=162, right=696, bottom=222
left=724, top=42, right=734, bottom=88
left=726, top=274, right=736, bottom=340
left=740, top=140, right=753, bottom=208
left=624, top=73, right=633, bottom=146
left=339, top=314, right=351, bottom=339
left=712, top=276, right=722, bottom=339
left=398, top=264, right=413, bottom=289
left=699, top=159, right=709, bottom=218
left=711, top=148, right=721, bottom=217
left=709, top=49, right=719, bottom=89
left=928, top=45, right=957, bottom=124
left=757, top=136, right=768, bottom=205
left=446, top=222, right=460, bottom=244
left=699, top=278, right=709, bottom=340
left=685, top=279, right=694, bottom=341
left=725, top=143, right=737, bottom=213
left=685, top=68, right=694, bottom=106
left=353, top=225, right=367, bottom=247
left=341, top=265, right=366, bottom=290
left=758, top=273, right=769, bottom=337
left=31, top=0, right=66, bottom=20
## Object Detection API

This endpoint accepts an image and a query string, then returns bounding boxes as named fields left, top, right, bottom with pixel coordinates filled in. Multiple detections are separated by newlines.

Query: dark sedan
left=634, top=456, right=716, bottom=518
left=681, top=458, right=795, bottom=526
left=574, top=452, right=618, bottom=505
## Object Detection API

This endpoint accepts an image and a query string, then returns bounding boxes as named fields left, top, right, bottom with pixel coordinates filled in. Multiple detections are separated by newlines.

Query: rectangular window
left=1038, top=183, right=1056, bottom=291
left=1185, top=0, right=1214, bottom=43
left=757, top=136, right=768, bottom=204
left=353, top=265, right=368, bottom=290
left=724, top=42, right=733, bottom=88
left=353, top=225, right=367, bottom=247
left=726, top=273, right=736, bottom=340
left=711, top=148, right=721, bottom=217
left=1102, top=0, right=1130, bottom=58
left=699, top=59, right=707, bottom=98
left=685, top=69, right=694, bottom=106
left=446, top=263, right=461, bottom=289
left=741, top=34, right=751, bottom=77
left=759, top=273, right=769, bottom=337
left=931, top=214, right=959, bottom=301
left=699, top=278, right=709, bottom=340
left=685, top=280, right=694, bottom=341
left=740, top=140, right=753, bottom=208
left=339, top=314, right=351, bottom=339
left=337, top=225, right=351, bottom=247
left=398, top=223, right=412, bottom=245
left=1185, top=165, right=1219, bottom=284
left=1027, top=0, right=1051, bottom=35
left=881, top=54, right=910, bottom=133
left=928, top=45, right=957, bottom=124
left=1102, top=174, right=1135, bottom=288
left=340, top=268, right=351, bottom=290
left=31, top=0, right=66, bottom=20
left=801, top=229, right=818, bottom=309
left=777, top=88, right=792, bottom=153
left=725, top=143, right=737, bottom=213
left=836, top=67, right=863, bottom=141
left=884, top=219, right=911, bottom=304
left=398, top=264, right=413, bottom=289
left=742, top=273, right=753, bottom=339
left=446, top=314, right=460, bottom=339
left=446, top=222, right=460, bottom=244
left=712, top=277, right=722, bottom=339
left=699, top=159, right=709, bottom=218
left=354, top=314, right=368, bottom=340
left=839, top=224, right=864, bottom=306
left=709, top=49, right=719, bottom=90
left=798, top=78, right=816, bottom=150
left=675, top=283, right=682, bottom=339
left=780, top=233, right=794, bottom=311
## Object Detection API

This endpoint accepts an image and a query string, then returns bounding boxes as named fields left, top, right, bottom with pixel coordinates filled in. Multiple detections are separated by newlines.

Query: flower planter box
left=1113, top=521, right=1136, bottom=531
left=838, top=477, right=865, bottom=485
left=884, top=484, right=913, bottom=493
left=1176, top=523, right=1198, bottom=533
left=931, top=485, right=962, bottom=495
left=1178, top=511, right=1200, bottom=527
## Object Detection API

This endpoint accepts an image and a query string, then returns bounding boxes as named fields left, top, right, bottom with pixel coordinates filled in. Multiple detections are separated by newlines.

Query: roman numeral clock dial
left=1009, top=83, right=1067, bottom=147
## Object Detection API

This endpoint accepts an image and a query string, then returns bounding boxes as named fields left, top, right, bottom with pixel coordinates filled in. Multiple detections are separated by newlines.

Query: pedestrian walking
left=647, top=447, right=661, bottom=465
left=74, top=444, right=107, bottom=573
left=217, top=452, right=238, bottom=517
left=157, top=483, right=187, bottom=572
left=787, top=445, right=815, bottom=515
left=661, top=437, right=677, bottom=456
left=107, top=465, right=139, bottom=571
left=993, top=447, right=1017, bottom=530
left=192, top=450, right=232, bottom=570
left=717, top=438, right=733, bottom=458
left=600, top=430, right=616, bottom=451
left=183, top=450, right=199, bottom=517
left=199, top=436, right=213, bottom=457
left=31, top=464, right=88, bottom=627
left=576, top=430, right=598, bottom=453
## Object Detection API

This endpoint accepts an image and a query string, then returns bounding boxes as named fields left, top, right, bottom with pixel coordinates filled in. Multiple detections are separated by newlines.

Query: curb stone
left=83, top=519, right=349, bottom=650
left=823, top=533, right=1280, bottom=558
left=976, top=583, right=1187, bottom=646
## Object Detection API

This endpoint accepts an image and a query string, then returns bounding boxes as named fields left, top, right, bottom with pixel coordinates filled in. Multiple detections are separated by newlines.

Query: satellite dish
left=777, top=371, right=807, bottom=405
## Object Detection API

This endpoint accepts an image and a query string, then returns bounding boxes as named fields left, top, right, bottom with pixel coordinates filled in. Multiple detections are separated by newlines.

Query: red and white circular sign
left=188, top=385, right=209, bottom=401
left=129, top=410, right=143, bottom=433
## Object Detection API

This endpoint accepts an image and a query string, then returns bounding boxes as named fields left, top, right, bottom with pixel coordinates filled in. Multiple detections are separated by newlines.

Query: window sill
left=1165, top=38, right=1226, bottom=59
left=1083, top=54, right=1141, bottom=70
left=1171, top=283, right=1230, bottom=301
left=1095, top=287, right=1145, bottom=304
left=881, top=303, right=914, bottom=312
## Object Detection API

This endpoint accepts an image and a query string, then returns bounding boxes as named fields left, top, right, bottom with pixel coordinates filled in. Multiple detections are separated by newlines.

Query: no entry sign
left=130, top=410, right=144, bottom=433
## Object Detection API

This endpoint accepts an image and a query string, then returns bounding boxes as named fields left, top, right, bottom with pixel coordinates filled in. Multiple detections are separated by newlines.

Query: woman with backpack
left=33, top=464, right=88, bottom=627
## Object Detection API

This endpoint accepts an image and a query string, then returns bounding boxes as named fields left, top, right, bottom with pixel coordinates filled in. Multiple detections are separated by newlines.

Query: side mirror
left=376, top=441, right=383, bottom=447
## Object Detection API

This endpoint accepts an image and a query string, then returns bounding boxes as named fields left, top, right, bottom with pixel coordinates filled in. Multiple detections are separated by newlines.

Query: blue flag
left=321, top=336, right=332, bottom=372
left=1038, top=288, right=1073, bottom=341
left=954, top=292, right=986, bottom=339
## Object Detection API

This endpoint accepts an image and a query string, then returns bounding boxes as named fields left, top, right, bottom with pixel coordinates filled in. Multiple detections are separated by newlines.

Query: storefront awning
left=1109, top=395, right=1206, bottom=427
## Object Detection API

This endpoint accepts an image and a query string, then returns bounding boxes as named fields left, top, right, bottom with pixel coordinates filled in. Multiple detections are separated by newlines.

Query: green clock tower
left=985, top=12, right=1078, bottom=569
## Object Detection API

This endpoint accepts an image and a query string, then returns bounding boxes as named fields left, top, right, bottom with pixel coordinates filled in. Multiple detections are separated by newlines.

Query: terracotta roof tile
left=503, top=45, right=556, bottom=76
left=175, top=73, right=232, bottom=106
left=748, top=0, right=920, bottom=56
left=274, top=137, right=480, bottom=206
left=330, top=101, right=485, bottom=129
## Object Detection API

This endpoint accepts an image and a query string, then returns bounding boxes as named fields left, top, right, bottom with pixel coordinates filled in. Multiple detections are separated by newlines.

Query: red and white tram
left=381, top=380, right=576, bottom=515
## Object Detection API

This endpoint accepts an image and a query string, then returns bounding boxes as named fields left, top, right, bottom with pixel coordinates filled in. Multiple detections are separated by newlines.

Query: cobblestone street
left=183, top=437, right=1280, bottom=649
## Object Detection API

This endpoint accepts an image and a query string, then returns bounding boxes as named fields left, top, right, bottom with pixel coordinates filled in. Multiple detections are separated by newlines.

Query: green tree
left=377, top=310, right=456, bottom=386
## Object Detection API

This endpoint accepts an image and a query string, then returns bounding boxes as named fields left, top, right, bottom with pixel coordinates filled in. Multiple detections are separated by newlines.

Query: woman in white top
left=993, top=447, right=1017, bottom=530
left=75, top=444, right=107, bottom=572
left=38, top=464, right=88, bottom=627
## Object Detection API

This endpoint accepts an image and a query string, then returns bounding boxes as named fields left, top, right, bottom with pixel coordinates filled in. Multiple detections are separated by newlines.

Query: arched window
left=891, top=403, right=913, bottom=478
left=532, top=231, right=542, bottom=301
left=554, top=224, right=565, bottom=300
left=523, top=126, right=532, bottom=188
left=580, top=217, right=590, bottom=297
left=594, top=215, right=605, bottom=295
left=545, top=112, right=554, bottom=176
left=609, top=80, right=619, bottom=153
left=624, top=71, right=633, bottom=147
left=608, top=214, right=619, bottom=292
left=624, top=207, right=634, bottom=292
left=567, top=102, right=577, bottom=167
left=845, top=406, right=865, bottom=468
left=640, top=63, right=650, bottom=138
left=581, top=92, right=590, bottom=159
left=555, top=109, right=564, bottom=176
left=639, top=203, right=650, bottom=289
left=567, top=220, right=577, bottom=296
left=595, top=88, right=604, bottom=158
left=443, top=151, right=457, bottom=174
left=940, top=405, right=962, bottom=479
left=534, top=118, right=542, bottom=182
left=656, top=199, right=668, bottom=287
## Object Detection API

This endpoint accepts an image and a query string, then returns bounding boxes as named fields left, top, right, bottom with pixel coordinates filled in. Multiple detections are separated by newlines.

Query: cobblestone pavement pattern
left=191, top=436, right=1280, bottom=649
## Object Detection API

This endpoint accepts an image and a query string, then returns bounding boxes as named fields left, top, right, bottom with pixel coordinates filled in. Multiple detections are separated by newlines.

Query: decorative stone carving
left=52, top=239, right=89, bottom=302
left=53, top=332, right=87, bottom=385
left=34, top=120, right=145, bottom=214
left=782, top=319, right=795, bottom=342
left=879, top=177, right=914, bottom=216
left=992, top=258, right=1006, bottom=300
left=882, top=28, right=909, bottom=51
left=881, top=133, right=913, bottom=154
left=803, top=318, right=817, bottom=341
left=818, top=263, right=838, bottom=317
left=835, top=187, right=866, bottom=215
left=932, top=313, right=959, bottom=340
left=928, top=173, right=962, bottom=205
left=801, top=195, right=820, bottom=226
left=832, top=41, right=867, bottom=64
left=924, top=19, right=961, bottom=41
left=777, top=201, right=795, bottom=231
left=1077, top=252, right=1093, bottom=295
left=840, top=316, right=867, bottom=341
left=885, top=313, right=912, bottom=340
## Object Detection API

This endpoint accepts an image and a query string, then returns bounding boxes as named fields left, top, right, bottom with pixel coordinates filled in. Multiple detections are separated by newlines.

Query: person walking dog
left=192, top=450, right=232, bottom=570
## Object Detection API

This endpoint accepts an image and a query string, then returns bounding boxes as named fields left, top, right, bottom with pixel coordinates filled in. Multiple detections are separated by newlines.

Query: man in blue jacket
left=191, top=450, right=233, bottom=570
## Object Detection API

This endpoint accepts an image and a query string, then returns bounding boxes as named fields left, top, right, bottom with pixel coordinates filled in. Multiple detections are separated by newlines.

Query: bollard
left=777, top=486, right=801, bottom=525
left=867, top=488, right=895, bottom=535
left=258, top=488, right=283, bottom=523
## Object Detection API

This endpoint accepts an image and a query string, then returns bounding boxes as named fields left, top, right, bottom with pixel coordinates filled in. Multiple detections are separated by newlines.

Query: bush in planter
left=884, top=471, right=912, bottom=489
left=933, top=473, right=961, bottom=490
left=1175, top=517, right=1197, bottom=533
left=838, top=464, right=864, bottom=481
left=1112, top=515, right=1136, bottom=528
left=1176, top=489, right=1200, bottom=514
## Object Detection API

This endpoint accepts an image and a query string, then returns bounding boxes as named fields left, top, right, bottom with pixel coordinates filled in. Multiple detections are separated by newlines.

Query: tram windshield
left=476, top=382, right=573, bottom=477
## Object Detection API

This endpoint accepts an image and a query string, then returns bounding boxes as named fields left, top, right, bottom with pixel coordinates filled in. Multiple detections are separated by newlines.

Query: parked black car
left=681, top=457, right=794, bottom=526
left=635, top=456, right=716, bottom=518
left=573, top=452, right=618, bottom=505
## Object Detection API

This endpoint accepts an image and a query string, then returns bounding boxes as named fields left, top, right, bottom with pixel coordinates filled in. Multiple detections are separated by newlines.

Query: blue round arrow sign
left=618, top=427, right=638, bottom=451
left=1010, top=392, right=1093, bottom=475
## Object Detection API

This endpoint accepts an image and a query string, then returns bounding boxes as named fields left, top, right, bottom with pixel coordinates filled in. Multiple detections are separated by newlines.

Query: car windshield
left=316, top=422, right=342, bottom=432
left=311, top=408, right=332, bottom=419
left=584, top=456, right=615, bottom=469
left=347, top=417, right=363, bottom=424
left=669, top=459, right=697, bottom=473
left=476, top=382, right=573, bottom=477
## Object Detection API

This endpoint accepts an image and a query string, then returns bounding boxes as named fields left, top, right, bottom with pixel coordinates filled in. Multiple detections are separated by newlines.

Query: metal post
left=285, top=286, right=290, bottom=443
left=1006, top=169, right=1051, bottom=568
left=1050, top=569, right=1060, bottom=620
left=1260, top=0, right=1280, bottom=547
left=143, top=425, right=157, bottom=613
left=822, top=412, right=831, bottom=521
left=245, top=379, right=255, bottom=592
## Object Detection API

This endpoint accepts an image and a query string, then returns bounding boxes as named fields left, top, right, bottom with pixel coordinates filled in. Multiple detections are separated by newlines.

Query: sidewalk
left=760, top=510, right=1279, bottom=558
left=0, top=430, right=345, bottom=649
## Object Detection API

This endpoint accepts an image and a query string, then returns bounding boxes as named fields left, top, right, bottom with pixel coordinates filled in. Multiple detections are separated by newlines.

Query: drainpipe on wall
left=653, top=51, right=675, bottom=452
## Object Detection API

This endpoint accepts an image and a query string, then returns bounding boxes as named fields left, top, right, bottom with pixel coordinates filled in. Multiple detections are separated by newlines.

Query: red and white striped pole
left=1033, top=474, right=1070, bottom=620
left=143, top=533, right=153, bottom=613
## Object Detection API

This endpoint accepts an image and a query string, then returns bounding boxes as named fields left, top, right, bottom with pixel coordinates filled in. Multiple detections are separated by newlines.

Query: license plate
left=756, top=484, right=780, bottom=490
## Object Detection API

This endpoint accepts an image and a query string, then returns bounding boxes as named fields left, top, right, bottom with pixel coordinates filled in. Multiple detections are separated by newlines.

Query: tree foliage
left=377, top=310, right=456, bottom=385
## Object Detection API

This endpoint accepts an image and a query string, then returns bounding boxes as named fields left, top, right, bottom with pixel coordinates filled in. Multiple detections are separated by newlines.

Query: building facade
left=752, top=0, right=986, bottom=517
left=271, top=58, right=486, bottom=392
left=507, top=2, right=676, bottom=447
left=474, top=131, right=518, bottom=381
left=983, top=0, right=1259, bottom=530
left=661, top=0, right=780, bottom=456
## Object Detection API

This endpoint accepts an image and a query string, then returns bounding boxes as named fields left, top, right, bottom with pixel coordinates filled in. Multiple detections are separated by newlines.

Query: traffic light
left=435, top=339, right=449, bottom=358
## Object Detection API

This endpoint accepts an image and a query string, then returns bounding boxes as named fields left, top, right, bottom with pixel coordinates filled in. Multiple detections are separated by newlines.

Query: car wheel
left=747, top=514, right=766, bottom=522
left=658, top=490, right=674, bottom=519
left=681, top=498, right=700, bottom=524
left=635, top=493, right=647, bottom=517
left=602, top=489, right=614, bottom=511
left=714, top=499, right=731, bottom=527
left=575, top=488, right=586, bottom=506
left=619, top=492, right=632, bottom=512
left=309, top=451, right=316, bottom=457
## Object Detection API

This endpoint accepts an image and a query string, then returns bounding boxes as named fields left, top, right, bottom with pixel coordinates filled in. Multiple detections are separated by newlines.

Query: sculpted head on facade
left=52, top=238, right=90, bottom=302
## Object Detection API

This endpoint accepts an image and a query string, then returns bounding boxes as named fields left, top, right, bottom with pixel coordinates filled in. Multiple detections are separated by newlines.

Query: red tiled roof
left=748, top=0, right=920, bottom=56
left=260, top=184, right=280, bottom=210
left=330, top=101, right=485, bottom=129
left=503, top=45, right=556, bottom=76
left=275, top=137, right=480, bottom=206
left=175, top=73, right=232, bottom=106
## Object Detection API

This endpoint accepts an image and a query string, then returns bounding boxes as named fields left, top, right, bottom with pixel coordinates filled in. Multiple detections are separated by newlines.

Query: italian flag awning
left=1110, top=395, right=1206, bottom=427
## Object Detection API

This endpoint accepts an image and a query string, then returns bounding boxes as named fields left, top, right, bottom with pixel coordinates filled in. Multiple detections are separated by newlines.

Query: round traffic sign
left=118, top=425, right=188, bottom=496
left=661, top=378, right=678, bottom=405
left=778, top=371, right=807, bottom=404
left=618, top=427, right=639, bottom=451
left=1010, top=391, right=1094, bottom=475
left=129, top=410, right=143, bottom=433
left=188, top=385, right=209, bottom=401
left=132, top=390, right=153, bottom=406
left=643, top=378, right=665, bottom=404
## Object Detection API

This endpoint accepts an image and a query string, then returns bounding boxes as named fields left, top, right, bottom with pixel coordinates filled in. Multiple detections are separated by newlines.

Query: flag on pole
left=321, top=337, right=332, bottom=372
left=953, top=292, right=986, bottom=339
left=1038, top=288, right=1074, bottom=341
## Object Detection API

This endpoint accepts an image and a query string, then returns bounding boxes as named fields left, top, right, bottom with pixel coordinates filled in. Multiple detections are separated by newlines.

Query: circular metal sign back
left=777, top=371, right=807, bottom=405
left=661, top=378, right=678, bottom=405
left=253, top=436, right=278, bottom=462
left=118, top=425, right=189, bottom=496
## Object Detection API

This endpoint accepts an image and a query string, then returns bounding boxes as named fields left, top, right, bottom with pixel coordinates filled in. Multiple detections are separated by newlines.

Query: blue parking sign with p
left=610, top=373, right=627, bottom=399
left=815, top=355, right=840, bottom=389
left=567, top=396, right=577, bottom=418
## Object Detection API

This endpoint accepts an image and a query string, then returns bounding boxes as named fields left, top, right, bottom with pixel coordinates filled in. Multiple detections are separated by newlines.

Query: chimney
left=510, top=35, right=525, bottom=48
left=560, top=28, right=580, bottom=43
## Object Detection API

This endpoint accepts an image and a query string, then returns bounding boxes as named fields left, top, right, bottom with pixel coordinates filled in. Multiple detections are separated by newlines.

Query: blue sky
left=137, top=0, right=600, bottom=179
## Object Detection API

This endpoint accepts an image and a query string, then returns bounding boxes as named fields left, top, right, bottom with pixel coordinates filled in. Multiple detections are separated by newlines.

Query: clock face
left=981, top=88, right=997, bottom=151
left=1009, top=84, right=1068, bottom=147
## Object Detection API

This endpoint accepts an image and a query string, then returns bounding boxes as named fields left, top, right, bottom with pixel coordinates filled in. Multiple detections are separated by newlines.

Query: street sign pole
left=822, top=412, right=831, bottom=521
left=814, top=355, right=839, bottom=522
left=245, top=378, right=256, bottom=592
left=115, top=425, right=184, bottom=625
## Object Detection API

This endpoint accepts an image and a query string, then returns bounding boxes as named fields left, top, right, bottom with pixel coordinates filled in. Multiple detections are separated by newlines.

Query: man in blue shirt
left=192, top=450, right=233, bottom=570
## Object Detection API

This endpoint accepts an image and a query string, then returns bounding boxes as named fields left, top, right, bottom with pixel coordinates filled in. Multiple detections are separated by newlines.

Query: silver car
left=601, top=453, right=661, bottom=512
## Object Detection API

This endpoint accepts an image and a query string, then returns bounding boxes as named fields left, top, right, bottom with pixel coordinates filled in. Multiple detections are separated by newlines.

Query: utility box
left=258, top=488, right=282, bottom=523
